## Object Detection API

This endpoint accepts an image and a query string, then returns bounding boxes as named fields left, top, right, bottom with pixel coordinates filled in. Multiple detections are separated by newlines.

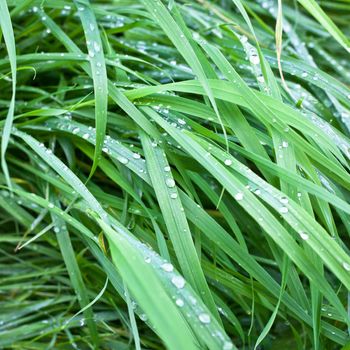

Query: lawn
left=1, top=0, right=350, bottom=349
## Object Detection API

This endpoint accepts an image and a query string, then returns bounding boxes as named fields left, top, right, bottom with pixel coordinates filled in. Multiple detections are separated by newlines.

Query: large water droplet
left=279, top=206, right=288, bottom=214
left=279, top=197, right=289, bottom=204
left=224, top=159, right=232, bottom=166
left=176, top=298, right=184, bottom=307
left=342, top=262, right=350, bottom=271
left=223, top=342, right=233, bottom=350
left=234, top=192, right=244, bottom=201
left=161, top=263, right=173, bottom=272
left=166, top=178, right=175, bottom=188
left=117, top=156, right=129, bottom=164
left=198, top=313, right=211, bottom=324
left=298, top=231, right=309, bottom=240
left=171, top=276, right=185, bottom=289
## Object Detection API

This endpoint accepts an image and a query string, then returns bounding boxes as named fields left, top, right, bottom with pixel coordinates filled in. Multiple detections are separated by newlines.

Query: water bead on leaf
left=342, top=262, right=350, bottom=271
left=234, top=192, right=244, bottom=201
left=224, top=159, right=232, bottom=166
left=161, top=263, right=173, bottom=272
left=176, top=298, right=184, bottom=307
left=279, top=197, right=289, bottom=204
left=223, top=342, right=233, bottom=350
left=198, top=313, right=211, bottom=324
left=166, top=178, right=175, bottom=188
left=171, top=276, right=185, bottom=289
left=249, top=54, right=260, bottom=65
left=117, top=156, right=129, bottom=164
left=279, top=207, right=289, bottom=214
left=298, top=231, right=309, bottom=240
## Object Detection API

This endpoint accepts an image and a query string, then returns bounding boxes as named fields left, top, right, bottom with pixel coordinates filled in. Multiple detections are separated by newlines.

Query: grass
left=1, top=0, right=350, bottom=349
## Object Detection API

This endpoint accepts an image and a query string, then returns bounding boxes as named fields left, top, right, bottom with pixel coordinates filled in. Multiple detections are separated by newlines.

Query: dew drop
left=140, top=314, right=148, bottom=321
left=176, top=298, right=184, bottom=307
left=198, top=313, right=211, bottom=324
left=234, top=192, right=244, bottom=201
left=161, top=263, right=174, bottom=272
left=171, top=276, right=185, bottom=289
left=117, top=156, right=129, bottom=164
left=249, top=54, right=260, bottom=65
left=224, top=159, right=232, bottom=166
left=170, top=193, right=178, bottom=199
left=342, top=262, right=350, bottom=271
left=279, top=197, right=289, bottom=204
left=223, top=342, right=233, bottom=350
left=166, top=178, right=176, bottom=188
left=279, top=206, right=288, bottom=214
left=72, top=127, right=80, bottom=134
left=82, top=133, right=90, bottom=139
left=164, top=166, right=171, bottom=172
left=298, top=231, right=309, bottom=240
left=48, top=203, right=54, bottom=209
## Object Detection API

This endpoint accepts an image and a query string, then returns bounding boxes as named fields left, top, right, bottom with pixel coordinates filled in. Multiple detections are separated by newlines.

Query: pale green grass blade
left=0, top=0, right=16, bottom=190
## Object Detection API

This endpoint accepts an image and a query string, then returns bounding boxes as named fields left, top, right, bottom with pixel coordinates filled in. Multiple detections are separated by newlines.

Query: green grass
left=1, top=0, right=350, bottom=349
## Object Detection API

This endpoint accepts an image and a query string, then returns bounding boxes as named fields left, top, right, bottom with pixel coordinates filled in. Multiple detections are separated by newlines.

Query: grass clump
left=1, top=0, right=350, bottom=349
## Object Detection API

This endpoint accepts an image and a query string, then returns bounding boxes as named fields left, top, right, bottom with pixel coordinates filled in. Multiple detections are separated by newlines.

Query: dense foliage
left=1, top=0, right=350, bottom=349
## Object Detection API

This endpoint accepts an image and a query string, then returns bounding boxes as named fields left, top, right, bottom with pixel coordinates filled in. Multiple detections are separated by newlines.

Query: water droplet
left=139, top=313, right=148, bottom=321
left=171, top=276, right=185, bottom=289
left=282, top=141, right=289, bottom=148
left=48, top=203, right=54, bottom=209
left=234, top=192, right=244, bottom=201
left=82, top=133, right=90, bottom=139
left=72, top=127, right=80, bottom=134
left=145, top=257, right=151, bottom=263
left=342, top=262, right=350, bottom=271
left=301, top=71, right=308, bottom=78
left=166, top=178, right=175, bottom=188
left=133, top=153, right=141, bottom=159
left=176, top=298, right=184, bottom=307
left=240, top=35, right=248, bottom=43
left=198, top=313, right=211, bottom=324
left=161, top=263, right=173, bottom=272
left=298, top=231, right=309, bottom=240
left=117, top=156, right=129, bottom=164
left=249, top=54, right=260, bottom=65
left=279, top=206, right=288, bottom=214
left=164, top=166, right=171, bottom=172
left=224, top=159, right=232, bottom=166
left=257, top=75, right=265, bottom=83
left=170, top=193, right=178, bottom=199
left=178, top=118, right=186, bottom=125
left=279, top=197, right=289, bottom=204
left=223, top=342, right=233, bottom=350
